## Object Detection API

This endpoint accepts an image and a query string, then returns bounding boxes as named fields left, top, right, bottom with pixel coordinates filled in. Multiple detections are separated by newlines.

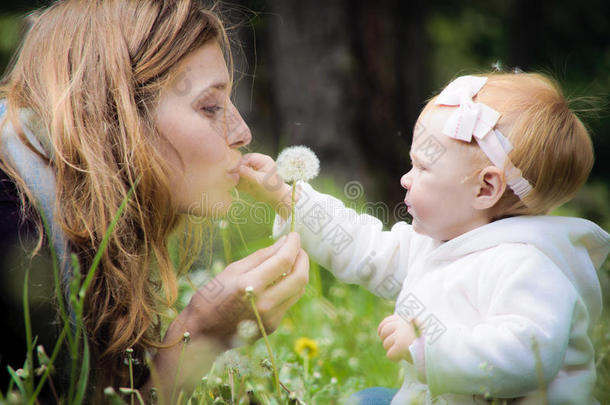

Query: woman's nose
left=225, top=102, right=252, bottom=148
left=400, top=171, right=411, bottom=190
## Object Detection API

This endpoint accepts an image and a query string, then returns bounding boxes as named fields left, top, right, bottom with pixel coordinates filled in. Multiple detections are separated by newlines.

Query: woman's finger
left=256, top=248, right=309, bottom=309
left=259, top=285, right=306, bottom=333
left=243, top=233, right=302, bottom=290
left=228, top=233, right=291, bottom=274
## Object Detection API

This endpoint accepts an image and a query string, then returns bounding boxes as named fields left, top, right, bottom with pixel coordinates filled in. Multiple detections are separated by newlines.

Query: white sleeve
left=272, top=181, right=416, bottom=299
left=424, top=245, right=580, bottom=398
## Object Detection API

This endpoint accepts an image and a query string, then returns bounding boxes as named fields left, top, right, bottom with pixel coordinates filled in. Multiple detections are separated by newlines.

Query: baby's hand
left=237, top=153, right=292, bottom=218
left=377, top=314, right=419, bottom=363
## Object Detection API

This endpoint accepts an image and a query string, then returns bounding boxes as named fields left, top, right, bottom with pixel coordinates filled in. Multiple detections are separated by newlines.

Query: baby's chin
left=411, top=219, right=446, bottom=241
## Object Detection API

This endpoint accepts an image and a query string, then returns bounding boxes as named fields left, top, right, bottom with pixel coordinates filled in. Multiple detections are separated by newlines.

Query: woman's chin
left=181, top=193, right=234, bottom=218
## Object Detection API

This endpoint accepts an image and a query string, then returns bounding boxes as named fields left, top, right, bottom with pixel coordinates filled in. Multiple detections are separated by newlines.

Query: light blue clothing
left=0, top=101, right=73, bottom=298
left=346, top=387, right=398, bottom=405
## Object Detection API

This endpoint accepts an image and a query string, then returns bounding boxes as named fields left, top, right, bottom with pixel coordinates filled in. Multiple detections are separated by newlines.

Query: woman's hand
left=141, top=232, right=308, bottom=403
left=187, top=231, right=309, bottom=340
left=377, top=314, right=419, bottom=363
left=237, top=153, right=293, bottom=219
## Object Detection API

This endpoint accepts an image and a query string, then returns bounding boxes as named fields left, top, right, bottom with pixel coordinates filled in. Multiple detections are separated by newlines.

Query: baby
left=238, top=73, right=610, bottom=404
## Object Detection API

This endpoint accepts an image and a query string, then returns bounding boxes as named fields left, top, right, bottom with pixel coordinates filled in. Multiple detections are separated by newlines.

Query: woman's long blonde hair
left=0, top=0, right=232, bottom=393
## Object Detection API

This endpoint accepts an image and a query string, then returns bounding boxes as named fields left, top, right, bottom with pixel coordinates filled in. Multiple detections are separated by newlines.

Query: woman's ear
left=472, top=166, right=506, bottom=210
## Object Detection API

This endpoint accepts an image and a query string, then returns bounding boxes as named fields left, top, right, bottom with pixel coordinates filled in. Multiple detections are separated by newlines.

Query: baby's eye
left=410, top=160, right=425, bottom=171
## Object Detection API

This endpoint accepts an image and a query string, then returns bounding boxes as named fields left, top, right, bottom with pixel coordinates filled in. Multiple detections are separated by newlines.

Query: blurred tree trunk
left=263, top=0, right=360, bottom=182
left=244, top=0, right=431, bottom=215
left=347, top=0, right=431, bottom=206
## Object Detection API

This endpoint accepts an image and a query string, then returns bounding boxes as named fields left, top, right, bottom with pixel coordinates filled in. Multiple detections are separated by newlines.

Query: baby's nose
left=400, top=172, right=411, bottom=189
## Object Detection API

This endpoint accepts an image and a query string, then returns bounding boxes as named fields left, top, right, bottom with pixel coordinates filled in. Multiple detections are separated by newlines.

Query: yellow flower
left=294, top=337, right=319, bottom=359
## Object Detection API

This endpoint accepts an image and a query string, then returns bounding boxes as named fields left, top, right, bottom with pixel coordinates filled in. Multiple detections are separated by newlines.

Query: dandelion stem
left=170, top=338, right=188, bottom=403
left=228, top=368, right=234, bottom=404
left=304, top=355, right=309, bottom=387
left=247, top=292, right=281, bottom=395
left=220, top=224, right=232, bottom=264
left=290, top=181, right=296, bottom=232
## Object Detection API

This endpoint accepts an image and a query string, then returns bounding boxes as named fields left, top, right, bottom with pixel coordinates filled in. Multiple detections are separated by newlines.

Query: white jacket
left=273, top=182, right=609, bottom=405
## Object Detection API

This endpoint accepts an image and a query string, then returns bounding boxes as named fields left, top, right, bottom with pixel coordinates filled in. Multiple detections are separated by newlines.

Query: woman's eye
left=202, top=105, right=222, bottom=115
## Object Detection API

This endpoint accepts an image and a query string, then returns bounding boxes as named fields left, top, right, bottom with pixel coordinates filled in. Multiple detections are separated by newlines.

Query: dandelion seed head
left=276, top=145, right=320, bottom=183
left=216, top=350, right=249, bottom=375
left=330, top=348, right=347, bottom=360
left=237, top=319, right=259, bottom=342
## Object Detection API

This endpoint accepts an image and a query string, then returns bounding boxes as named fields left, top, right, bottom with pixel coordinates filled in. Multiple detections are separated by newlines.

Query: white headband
left=434, top=75, right=532, bottom=200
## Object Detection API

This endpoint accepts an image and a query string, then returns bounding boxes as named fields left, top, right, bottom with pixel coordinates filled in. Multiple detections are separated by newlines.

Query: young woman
left=0, top=0, right=309, bottom=402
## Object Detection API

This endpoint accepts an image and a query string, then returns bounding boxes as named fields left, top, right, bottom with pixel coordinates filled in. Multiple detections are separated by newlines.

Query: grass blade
left=78, top=179, right=138, bottom=300
left=6, top=366, right=25, bottom=396
left=21, top=265, right=34, bottom=396
left=74, top=336, right=90, bottom=404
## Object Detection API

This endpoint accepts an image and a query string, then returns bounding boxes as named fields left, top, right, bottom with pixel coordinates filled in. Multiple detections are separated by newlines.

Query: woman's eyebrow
left=192, top=82, right=229, bottom=101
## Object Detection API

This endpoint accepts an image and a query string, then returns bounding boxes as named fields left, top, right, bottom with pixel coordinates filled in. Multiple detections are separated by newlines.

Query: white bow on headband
left=434, top=75, right=533, bottom=200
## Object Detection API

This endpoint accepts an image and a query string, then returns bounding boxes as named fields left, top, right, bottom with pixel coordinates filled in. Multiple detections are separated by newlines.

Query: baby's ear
left=472, top=166, right=506, bottom=210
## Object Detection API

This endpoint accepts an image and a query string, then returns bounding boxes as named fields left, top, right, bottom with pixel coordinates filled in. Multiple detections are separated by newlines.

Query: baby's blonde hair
left=425, top=72, right=594, bottom=219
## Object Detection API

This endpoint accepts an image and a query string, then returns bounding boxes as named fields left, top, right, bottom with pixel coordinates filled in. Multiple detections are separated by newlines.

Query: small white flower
left=218, top=219, right=229, bottom=229
left=276, top=145, right=320, bottom=183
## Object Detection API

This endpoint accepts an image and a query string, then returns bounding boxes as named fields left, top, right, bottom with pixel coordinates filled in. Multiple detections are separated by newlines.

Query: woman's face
left=155, top=41, right=251, bottom=217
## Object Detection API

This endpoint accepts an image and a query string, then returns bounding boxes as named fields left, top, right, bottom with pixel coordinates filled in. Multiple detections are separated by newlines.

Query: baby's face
left=401, top=107, right=488, bottom=241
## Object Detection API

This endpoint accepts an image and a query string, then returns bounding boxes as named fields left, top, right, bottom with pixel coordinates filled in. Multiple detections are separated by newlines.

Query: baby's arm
left=238, top=153, right=418, bottom=299
left=423, top=246, right=581, bottom=398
